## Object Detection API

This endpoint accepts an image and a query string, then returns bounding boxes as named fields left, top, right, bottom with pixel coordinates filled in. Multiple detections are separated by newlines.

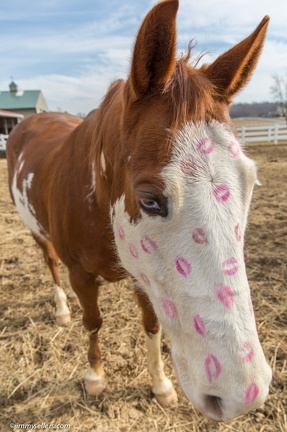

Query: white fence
left=236, top=124, right=287, bottom=144
left=0, top=125, right=286, bottom=152
left=0, top=134, right=8, bottom=151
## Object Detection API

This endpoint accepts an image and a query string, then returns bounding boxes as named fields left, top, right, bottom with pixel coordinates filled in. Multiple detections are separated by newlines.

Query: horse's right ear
left=128, top=0, right=179, bottom=100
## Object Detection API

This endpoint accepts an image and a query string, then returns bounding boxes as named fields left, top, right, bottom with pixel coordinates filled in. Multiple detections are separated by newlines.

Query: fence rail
left=1, top=125, right=287, bottom=152
left=235, top=124, right=287, bottom=144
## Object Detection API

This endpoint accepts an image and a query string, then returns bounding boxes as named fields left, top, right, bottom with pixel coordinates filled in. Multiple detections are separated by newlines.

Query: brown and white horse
left=6, top=0, right=271, bottom=421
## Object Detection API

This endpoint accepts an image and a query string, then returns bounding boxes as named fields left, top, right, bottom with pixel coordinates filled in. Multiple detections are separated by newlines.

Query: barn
left=0, top=81, right=49, bottom=119
left=0, top=81, right=49, bottom=155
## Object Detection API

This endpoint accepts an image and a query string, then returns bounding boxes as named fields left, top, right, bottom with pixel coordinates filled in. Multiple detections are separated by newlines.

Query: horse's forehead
left=160, top=121, right=256, bottom=198
left=170, top=121, right=236, bottom=162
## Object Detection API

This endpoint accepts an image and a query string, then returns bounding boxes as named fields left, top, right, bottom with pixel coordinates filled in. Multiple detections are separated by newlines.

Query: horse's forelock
left=163, top=56, right=218, bottom=131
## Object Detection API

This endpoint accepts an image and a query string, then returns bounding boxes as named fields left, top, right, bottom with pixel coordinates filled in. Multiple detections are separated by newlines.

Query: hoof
left=84, top=369, right=106, bottom=396
left=56, top=313, right=71, bottom=326
left=154, top=386, right=178, bottom=407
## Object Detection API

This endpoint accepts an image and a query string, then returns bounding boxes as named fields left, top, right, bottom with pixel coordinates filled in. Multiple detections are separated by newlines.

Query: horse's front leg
left=135, top=289, right=178, bottom=407
left=68, top=265, right=106, bottom=396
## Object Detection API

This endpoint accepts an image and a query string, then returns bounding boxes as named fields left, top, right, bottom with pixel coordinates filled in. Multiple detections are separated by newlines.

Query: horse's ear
left=129, top=0, right=179, bottom=99
left=201, top=16, right=269, bottom=101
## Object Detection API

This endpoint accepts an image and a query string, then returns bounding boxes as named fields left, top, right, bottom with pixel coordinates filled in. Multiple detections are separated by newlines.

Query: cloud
left=7, top=64, right=129, bottom=116
left=0, top=0, right=286, bottom=114
left=235, top=39, right=287, bottom=103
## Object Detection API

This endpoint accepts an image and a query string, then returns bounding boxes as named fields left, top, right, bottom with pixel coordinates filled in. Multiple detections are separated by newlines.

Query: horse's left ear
left=128, top=0, right=179, bottom=100
left=201, top=16, right=270, bottom=102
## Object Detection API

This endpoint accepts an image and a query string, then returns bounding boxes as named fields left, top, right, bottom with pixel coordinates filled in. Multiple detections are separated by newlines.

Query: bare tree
left=76, top=112, right=86, bottom=119
left=270, top=73, right=287, bottom=123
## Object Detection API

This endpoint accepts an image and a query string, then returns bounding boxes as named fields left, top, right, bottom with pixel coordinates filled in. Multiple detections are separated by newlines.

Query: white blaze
left=111, top=121, right=271, bottom=420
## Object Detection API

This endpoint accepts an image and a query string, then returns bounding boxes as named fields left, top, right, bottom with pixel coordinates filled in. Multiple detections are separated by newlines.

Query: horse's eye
left=139, top=197, right=162, bottom=215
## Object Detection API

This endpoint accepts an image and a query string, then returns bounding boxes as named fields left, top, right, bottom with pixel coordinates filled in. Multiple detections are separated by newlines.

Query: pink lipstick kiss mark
left=241, top=342, right=254, bottom=363
left=140, top=235, right=158, bottom=254
left=140, top=273, right=150, bottom=286
left=129, top=243, right=138, bottom=259
left=118, top=226, right=125, bottom=240
left=194, top=314, right=205, bottom=336
left=197, top=137, right=214, bottom=154
left=180, top=154, right=196, bottom=176
left=235, top=223, right=241, bottom=241
left=228, top=141, right=241, bottom=157
left=162, top=299, right=177, bottom=320
left=213, top=184, right=230, bottom=202
left=205, top=354, right=222, bottom=383
left=222, top=257, right=239, bottom=276
left=176, top=256, right=192, bottom=278
left=216, top=284, right=235, bottom=308
left=192, top=228, right=208, bottom=245
left=245, top=383, right=259, bottom=404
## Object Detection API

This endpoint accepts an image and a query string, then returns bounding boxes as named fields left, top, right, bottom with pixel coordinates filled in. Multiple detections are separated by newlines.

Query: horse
left=6, top=0, right=272, bottom=422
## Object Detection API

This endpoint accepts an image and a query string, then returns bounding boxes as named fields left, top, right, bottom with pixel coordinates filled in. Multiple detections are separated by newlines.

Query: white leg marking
left=54, top=285, right=71, bottom=325
left=146, top=328, right=178, bottom=406
left=84, top=366, right=106, bottom=396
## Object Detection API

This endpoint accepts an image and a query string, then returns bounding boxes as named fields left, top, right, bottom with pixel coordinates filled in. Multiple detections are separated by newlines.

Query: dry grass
left=233, top=117, right=286, bottom=127
left=0, top=143, right=286, bottom=432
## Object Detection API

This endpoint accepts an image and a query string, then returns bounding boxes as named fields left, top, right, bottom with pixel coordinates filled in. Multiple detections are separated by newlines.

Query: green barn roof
left=0, top=81, right=49, bottom=113
left=0, top=89, right=43, bottom=110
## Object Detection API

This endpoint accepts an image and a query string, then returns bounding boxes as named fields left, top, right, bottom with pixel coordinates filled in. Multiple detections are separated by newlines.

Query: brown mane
left=98, top=50, right=218, bottom=130
left=88, top=50, right=218, bottom=170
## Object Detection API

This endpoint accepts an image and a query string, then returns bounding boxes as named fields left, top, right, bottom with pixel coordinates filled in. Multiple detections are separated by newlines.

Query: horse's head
left=111, top=0, right=271, bottom=421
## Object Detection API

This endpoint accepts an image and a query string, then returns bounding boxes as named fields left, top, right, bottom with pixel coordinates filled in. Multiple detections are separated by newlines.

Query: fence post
left=0, top=134, right=7, bottom=151
left=268, top=126, right=272, bottom=142
left=274, top=124, right=279, bottom=145
left=242, top=126, right=246, bottom=142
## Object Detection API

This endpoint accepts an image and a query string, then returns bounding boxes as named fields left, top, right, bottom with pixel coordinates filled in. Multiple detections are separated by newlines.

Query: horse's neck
left=55, top=82, right=126, bottom=215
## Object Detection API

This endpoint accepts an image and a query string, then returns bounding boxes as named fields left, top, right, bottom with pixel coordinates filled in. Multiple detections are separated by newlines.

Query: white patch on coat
left=18, top=160, right=24, bottom=174
left=100, top=150, right=106, bottom=177
left=86, top=161, right=96, bottom=205
left=17, top=152, right=25, bottom=173
left=11, top=162, right=46, bottom=239
left=26, top=172, right=34, bottom=188
left=111, top=120, right=271, bottom=420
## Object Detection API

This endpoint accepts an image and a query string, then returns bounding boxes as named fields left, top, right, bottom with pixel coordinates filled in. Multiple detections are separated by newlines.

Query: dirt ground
left=0, top=143, right=286, bottom=432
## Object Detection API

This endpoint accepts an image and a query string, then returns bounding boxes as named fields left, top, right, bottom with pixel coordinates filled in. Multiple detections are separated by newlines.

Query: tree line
left=230, top=73, right=287, bottom=121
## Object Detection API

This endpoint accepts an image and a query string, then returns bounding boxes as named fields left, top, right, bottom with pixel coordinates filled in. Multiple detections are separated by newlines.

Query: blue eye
left=137, top=190, right=168, bottom=217
left=139, top=198, right=162, bottom=215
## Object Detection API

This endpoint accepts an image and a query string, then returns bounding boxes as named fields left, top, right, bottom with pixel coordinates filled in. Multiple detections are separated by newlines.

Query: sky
left=0, top=0, right=286, bottom=116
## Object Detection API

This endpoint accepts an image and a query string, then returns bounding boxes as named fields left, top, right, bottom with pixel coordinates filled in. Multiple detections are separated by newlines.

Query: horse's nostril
left=203, top=394, right=223, bottom=420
